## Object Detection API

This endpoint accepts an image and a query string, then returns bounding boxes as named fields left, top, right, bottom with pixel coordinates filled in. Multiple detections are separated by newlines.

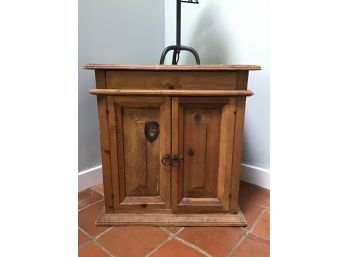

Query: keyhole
left=188, top=148, right=195, bottom=157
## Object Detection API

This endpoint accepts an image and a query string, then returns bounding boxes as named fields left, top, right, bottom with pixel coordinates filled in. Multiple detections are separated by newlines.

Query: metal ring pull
left=171, top=154, right=183, bottom=167
left=161, top=154, right=172, bottom=166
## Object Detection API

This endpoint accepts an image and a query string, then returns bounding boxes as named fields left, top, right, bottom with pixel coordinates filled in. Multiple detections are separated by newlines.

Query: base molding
left=240, top=163, right=270, bottom=189
left=96, top=209, right=247, bottom=227
left=78, top=165, right=103, bottom=192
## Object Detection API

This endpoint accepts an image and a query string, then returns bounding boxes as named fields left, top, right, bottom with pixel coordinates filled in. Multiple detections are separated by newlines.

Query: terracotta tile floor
left=78, top=181, right=270, bottom=257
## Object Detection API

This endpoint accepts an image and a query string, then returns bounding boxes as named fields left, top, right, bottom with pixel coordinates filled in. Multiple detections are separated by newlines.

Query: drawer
left=105, top=70, right=239, bottom=90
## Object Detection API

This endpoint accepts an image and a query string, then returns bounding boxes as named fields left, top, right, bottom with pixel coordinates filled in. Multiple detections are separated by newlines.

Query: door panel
left=122, top=108, right=160, bottom=197
left=107, top=96, right=171, bottom=210
left=183, top=108, right=221, bottom=198
left=172, top=97, right=237, bottom=213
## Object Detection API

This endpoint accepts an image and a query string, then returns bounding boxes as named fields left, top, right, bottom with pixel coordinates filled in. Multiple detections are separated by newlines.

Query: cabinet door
left=171, top=97, right=236, bottom=213
left=107, top=96, right=171, bottom=210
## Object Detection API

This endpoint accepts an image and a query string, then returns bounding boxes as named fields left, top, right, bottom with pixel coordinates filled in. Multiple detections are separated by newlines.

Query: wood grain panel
left=172, top=97, right=235, bottom=213
left=182, top=108, right=221, bottom=198
left=97, top=95, right=114, bottom=213
left=108, top=97, right=171, bottom=210
left=105, top=71, right=238, bottom=90
left=122, top=108, right=160, bottom=197
left=95, top=69, right=114, bottom=213
left=229, top=71, right=249, bottom=213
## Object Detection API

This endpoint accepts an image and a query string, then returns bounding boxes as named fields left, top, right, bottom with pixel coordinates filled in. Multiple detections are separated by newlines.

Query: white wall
left=165, top=0, right=270, bottom=185
left=79, top=0, right=165, bottom=175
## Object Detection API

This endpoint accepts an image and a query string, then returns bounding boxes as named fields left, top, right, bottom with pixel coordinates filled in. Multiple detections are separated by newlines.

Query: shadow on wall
left=183, top=3, right=234, bottom=64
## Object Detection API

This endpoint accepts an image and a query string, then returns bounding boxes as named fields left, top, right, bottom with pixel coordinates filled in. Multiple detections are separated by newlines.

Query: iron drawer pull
left=161, top=154, right=183, bottom=167
left=171, top=155, right=183, bottom=167
left=161, top=154, right=172, bottom=166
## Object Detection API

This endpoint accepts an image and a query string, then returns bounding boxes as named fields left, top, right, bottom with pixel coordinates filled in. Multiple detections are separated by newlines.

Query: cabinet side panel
left=106, top=97, right=120, bottom=210
left=95, top=70, right=106, bottom=89
left=95, top=69, right=114, bottom=212
left=236, top=71, right=249, bottom=90
left=230, top=97, right=246, bottom=212
left=230, top=71, right=249, bottom=212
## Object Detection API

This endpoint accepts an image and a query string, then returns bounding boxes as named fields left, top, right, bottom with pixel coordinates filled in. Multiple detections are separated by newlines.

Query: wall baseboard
left=78, top=163, right=270, bottom=192
left=240, top=163, right=270, bottom=189
left=78, top=165, right=103, bottom=192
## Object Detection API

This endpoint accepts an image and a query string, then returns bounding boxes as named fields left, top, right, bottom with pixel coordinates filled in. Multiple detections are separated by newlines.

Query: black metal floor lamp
left=160, top=0, right=201, bottom=65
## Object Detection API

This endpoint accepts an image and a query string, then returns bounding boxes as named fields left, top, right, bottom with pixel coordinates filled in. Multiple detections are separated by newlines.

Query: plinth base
left=96, top=209, right=247, bottom=227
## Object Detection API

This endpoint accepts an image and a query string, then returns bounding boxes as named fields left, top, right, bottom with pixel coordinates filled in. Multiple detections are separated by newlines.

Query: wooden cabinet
left=86, top=64, right=261, bottom=226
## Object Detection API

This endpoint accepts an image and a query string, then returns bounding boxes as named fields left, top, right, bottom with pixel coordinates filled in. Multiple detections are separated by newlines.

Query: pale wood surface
left=230, top=71, right=250, bottom=213
left=217, top=97, right=237, bottom=211
left=95, top=70, right=114, bottom=213
left=90, top=89, right=254, bottom=97
left=106, top=96, right=120, bottom=210
left=105, top=71, right=239, bottom=90
left=96, top=209, right=247, bottom=227
left=84, top=64, right=261, bottom=71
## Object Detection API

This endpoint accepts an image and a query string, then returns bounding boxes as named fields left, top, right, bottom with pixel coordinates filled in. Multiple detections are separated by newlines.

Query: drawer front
left=105, top=70, right=239, bottom=90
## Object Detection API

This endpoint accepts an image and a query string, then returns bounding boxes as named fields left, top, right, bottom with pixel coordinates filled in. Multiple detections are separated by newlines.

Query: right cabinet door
left=171, top=97, right=237, bottom=213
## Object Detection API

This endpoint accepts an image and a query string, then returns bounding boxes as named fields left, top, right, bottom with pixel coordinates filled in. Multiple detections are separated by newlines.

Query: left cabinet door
left=107, top=96, right=171, bottom=211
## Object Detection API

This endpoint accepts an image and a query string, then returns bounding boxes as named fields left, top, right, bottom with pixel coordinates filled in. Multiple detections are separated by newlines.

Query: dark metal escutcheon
left=144, top=121, right=160, bottom=143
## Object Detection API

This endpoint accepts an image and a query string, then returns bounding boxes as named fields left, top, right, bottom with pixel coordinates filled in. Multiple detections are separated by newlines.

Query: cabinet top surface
left=84, top=64, right=261, bottom=71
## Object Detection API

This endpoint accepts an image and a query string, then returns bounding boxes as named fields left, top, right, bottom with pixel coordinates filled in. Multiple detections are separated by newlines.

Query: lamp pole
left=160, top=0, right=200, bottom=65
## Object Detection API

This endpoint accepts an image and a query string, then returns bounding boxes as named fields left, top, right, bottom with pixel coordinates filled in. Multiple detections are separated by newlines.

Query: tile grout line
left=79, top=226, right=92, bottom=238
left=227, top=207, right=269, bottom=257
left=94, top=239, right=117, bottom=257
left=95, top=227, right=113, bottom=239
left=78, top=225, right=115, bottom=257
left=174, top=227, right=185, bottom=235
left=78, top=226, right=95, bottom=248
left=159, top=227, right=185, bottom=236
left=248, top=207, right=269, bottom=234
left=144, top=235, right=174, bottom=257
left=78, top=199, right=104, bottom=212
left=159, top=227, right=173, bottom=235
left=78, top=240, right=93, bottom=249
left=227, top=233, right=248, bottom=257
left=78, top=226, right=93, bottom=239
left=174, top=236, right=213, bottom=257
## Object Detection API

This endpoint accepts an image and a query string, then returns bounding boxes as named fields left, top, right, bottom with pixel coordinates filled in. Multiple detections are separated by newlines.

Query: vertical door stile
left=106, top=96, right=120, bottom=210
left=159, top=97, right=172, bottom=208
left=171, top=97, right=179, bottom=211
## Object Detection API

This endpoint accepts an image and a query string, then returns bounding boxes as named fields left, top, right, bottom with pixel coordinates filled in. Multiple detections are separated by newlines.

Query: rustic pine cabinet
left=85, top=64, right=260, bottom=226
